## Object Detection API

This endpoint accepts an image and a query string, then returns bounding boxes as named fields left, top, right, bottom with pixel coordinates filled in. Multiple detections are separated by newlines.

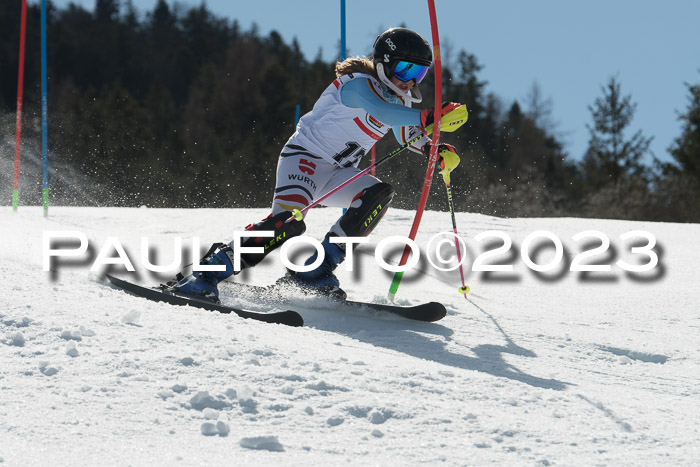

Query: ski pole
left=442, top=177, right=470, bottom=297
left=286, top=105, right=468, bottom=223
left=286, top=132, right=425, bottom=223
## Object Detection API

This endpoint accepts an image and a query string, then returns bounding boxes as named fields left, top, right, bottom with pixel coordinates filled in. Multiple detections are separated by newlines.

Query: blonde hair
left=335, top=57, right=378, bottom=79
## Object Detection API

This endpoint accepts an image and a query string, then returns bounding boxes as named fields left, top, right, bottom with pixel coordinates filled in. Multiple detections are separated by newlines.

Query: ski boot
left=167, top=211, right=307, bottom=304
left=280, top=235, right=347, bottom=300
left=167, top=243, right=235, bottom=304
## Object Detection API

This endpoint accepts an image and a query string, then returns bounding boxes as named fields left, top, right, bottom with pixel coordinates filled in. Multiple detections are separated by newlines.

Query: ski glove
left=422, top=143, right=460, bottom=184
left=420, top=102, right=465, bottom=135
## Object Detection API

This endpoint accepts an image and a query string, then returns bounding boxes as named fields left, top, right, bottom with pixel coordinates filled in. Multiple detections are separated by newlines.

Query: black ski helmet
left=372, top=27, right=432, bottom=103
left=372, top=27, right=432, bottom=78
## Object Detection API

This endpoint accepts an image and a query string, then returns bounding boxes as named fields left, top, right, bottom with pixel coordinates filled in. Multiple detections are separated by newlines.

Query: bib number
left=333, top=142, right=366, bottom=167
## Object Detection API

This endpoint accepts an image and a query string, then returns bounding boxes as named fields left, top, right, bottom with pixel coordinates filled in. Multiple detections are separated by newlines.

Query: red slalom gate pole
left=13, top=0, right=28, bottom=212
left=388, top=0, right=443, bottom=301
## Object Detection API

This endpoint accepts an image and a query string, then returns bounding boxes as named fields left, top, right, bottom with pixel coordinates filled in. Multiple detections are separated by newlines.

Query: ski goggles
left=392, top=60, right=430, bottom=83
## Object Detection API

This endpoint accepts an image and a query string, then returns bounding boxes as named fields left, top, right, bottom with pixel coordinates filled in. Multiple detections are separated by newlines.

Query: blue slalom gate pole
left=340, top=0, right=346, bottom=60
left=340, top=0, right=347, bottom=214
left=294, top=104, right=300, bottom=126
left=41, top=0, right=49, bottom=216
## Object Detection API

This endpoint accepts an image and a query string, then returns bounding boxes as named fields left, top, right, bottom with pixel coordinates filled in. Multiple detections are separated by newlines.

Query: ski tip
left=281, top=311, right=304, bottom=327
left=428, top=302, right=448, bottom=321
left=106, top=274, right=123, bottom=286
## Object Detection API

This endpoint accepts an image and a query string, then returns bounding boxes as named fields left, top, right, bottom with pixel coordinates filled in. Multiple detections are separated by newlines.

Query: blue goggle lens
left=393, top=60, right=430, bottom=83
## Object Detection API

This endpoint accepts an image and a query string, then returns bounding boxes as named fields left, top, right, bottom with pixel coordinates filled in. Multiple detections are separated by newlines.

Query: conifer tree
left=582, top=76, right=652, bottom=187
left=668, top=79, right=700, bottom=182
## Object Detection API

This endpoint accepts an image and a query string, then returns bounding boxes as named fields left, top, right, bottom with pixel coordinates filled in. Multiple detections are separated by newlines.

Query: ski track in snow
left=1, top=206, right=699, bottom=465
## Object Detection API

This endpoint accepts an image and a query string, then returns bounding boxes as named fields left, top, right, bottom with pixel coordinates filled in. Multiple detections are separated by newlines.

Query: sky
left=49, top=0, right=700, bottom=165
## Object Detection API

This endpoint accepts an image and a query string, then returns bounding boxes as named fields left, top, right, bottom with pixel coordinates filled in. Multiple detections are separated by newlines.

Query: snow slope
left=1, top=206, right=699, bottom=466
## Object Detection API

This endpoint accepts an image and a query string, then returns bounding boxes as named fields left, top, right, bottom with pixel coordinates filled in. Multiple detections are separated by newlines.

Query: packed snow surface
left=1, top=206, right=699, bottom=465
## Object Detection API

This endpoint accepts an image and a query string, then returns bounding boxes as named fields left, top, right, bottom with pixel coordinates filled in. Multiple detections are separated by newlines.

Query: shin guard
left=238, top=211, right=307, bottom=268
left=336, top=182, right=395, bottom=237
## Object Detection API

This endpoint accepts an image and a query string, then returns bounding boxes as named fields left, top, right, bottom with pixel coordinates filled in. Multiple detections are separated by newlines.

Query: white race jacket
left=285, top=73, right=425, bottom=168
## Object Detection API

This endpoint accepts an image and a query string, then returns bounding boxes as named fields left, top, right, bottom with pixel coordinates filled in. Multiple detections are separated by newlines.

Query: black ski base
left=223, top=282, right=447, bottom=322
left=106, top=275, right=304, bottom=327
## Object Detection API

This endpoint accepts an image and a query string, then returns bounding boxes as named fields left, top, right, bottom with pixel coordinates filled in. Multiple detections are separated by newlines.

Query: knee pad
left=338, top=182, right=394, bottom=237
left=239, top=211, right=306, bottom=268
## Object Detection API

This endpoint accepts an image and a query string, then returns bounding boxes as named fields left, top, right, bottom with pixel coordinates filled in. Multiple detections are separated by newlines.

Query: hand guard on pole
left=420, top=102, right=466, bottom=135
left=422, top=143, right=460, bottom=184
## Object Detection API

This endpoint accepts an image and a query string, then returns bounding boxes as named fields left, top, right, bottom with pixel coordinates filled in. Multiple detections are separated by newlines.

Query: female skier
left=170, top=27, right=465, bottom=302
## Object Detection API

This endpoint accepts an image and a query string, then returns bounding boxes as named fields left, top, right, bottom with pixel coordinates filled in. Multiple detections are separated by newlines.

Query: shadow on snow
left=302, top=300, right=569, bottom=392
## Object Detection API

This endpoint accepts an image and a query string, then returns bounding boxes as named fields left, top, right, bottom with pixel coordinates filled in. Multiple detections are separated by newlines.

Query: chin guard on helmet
left=376, top=62, right=424, bottom=103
